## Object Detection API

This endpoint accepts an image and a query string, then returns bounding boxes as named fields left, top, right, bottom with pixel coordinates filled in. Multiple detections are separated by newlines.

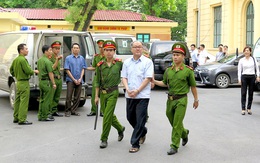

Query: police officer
left=94, top=40, right=125, bottom=149
left=50, top=41, right=63, bottom=117
left=10, top=43, right=39, bottom=125
left=153, top=42, right=199, bottom=155
left=37, top=45, right=56, bottom=121
left=87, top=40, right=105, bottom=117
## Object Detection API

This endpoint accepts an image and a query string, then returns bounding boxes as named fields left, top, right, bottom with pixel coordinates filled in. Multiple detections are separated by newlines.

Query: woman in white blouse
left=238, top=46, right=260, bottom=115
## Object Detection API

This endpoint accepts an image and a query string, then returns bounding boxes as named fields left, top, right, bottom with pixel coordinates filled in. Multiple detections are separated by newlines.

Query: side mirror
left=234, top=60, right=239, bottom=66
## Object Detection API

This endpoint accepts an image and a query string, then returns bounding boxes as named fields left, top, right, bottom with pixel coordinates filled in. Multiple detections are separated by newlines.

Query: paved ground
left=1, top=85, right=260, bottom=163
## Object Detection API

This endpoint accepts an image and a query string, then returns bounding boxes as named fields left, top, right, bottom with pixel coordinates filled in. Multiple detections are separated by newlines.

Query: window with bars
left=213, top=6, right=222, bottom=48
left=246, top=2, right=254, bottom=48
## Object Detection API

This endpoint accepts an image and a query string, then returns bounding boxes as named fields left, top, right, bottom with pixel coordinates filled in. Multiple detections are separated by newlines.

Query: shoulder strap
left=251, top=56, right=257, bottom=76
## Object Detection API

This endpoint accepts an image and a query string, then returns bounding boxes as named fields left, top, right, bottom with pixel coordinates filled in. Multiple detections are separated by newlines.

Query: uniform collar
left=171, top=63, right=185, bottom=71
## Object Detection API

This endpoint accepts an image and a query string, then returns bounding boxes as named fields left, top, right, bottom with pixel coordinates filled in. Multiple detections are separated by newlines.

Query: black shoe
left=100, top=141, right=108, bottom=148
left=18, top=121, right=33, bottom=125
left=167, top=148, right=178, bottom=155
left=118, top=126, right=125, bottom=141
left=182, top=130, right=189, bottom=146
left=52, top=112, right=63, bottom=117
left=39, top=118, right=55, bottom=121
left=100, top=112, right=103, bottom=117
left=87, top=112, right=96, bottom=116
left=13, top=120, right=18, bottom=123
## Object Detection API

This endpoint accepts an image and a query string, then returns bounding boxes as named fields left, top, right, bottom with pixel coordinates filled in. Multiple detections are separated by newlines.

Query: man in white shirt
left=190, top=44, right=198, bottom=68
left=198, top=44, right=208, bottom=65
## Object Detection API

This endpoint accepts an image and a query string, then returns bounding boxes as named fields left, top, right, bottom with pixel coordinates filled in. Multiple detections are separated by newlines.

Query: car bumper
left=194, top=71, right=214, bottom=85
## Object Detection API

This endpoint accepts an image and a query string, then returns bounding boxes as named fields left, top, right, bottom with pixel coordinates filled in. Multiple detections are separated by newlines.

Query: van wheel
left=79, top=100, right=86, bottom=107
left=9, top=82, right=16, bottom=109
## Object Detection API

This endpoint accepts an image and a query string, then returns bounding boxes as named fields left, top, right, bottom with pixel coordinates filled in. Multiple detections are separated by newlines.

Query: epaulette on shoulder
left=114, top=58, right=122, bottom=62
left=94, top=54, right=99, bottom=57
left=186, top=65, right=194, bottom=71
left=97, top=61, right=104, bottom=67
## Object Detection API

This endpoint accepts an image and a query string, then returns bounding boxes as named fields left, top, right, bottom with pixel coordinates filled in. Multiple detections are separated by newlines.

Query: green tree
left=66, top=0, right=101, bottom=31
left=161, top=0, right=187, bottom=41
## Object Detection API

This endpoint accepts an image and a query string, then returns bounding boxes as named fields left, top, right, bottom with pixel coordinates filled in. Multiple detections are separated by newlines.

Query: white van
left=0, top=28, right=96, bottom=108
left=91, top=33, right=136, bottom=61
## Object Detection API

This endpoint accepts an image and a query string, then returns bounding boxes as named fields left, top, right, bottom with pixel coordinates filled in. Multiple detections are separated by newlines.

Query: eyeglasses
left=104, top=49, right=115, bottom=52
left=132, top=47, right=142, bottom=49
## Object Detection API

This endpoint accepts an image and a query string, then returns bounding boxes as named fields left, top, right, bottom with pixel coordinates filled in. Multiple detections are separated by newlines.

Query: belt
left=18, top=79, right=29, bottom=81
left=168, top=94, right=187, bottom=101
left=101, top=86, right=118, bottom=94
left=54, top=74, right=61, bottom=79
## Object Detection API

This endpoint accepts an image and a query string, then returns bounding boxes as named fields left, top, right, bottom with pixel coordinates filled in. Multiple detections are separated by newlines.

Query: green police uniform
left=10, top=55, right=34, bottom=123
left=162, top=63, right=196, bottom=150
left=96, top=58, right=124, bottom=141
left=37, top=55, right=54, bottom=120
left=90, top=53, right=105, bottom=114
left=50, top=53, right=62, bottom=114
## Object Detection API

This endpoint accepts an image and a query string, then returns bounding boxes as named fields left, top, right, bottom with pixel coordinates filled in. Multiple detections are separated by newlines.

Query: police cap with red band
left=51, top=41, right=61, bottom=48
left=172, top=43, right=186, bottom=55
left=97, top=40, right=105, bottom=46
left=103, top=40, right=117, bottom=49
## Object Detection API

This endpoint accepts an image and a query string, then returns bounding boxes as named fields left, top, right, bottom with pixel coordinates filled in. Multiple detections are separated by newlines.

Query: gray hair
left=130, top=41, right=143, bottom=47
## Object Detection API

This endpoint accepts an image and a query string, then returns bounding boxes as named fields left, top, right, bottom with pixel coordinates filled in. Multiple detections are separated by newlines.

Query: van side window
left=115, top=38, right=132, bottom=55
left=0, top=34, right=28, bottom=64
left=84, top=36, right=95, bottom=56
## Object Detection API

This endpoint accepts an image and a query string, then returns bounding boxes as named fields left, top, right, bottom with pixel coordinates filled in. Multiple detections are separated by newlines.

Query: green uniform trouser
left=50, top=78, right=62, bottom=114
left=38, top=80, right=53, bottom=120
left=91, top=76, right=104, bottom=114
left=166, top=96, right=189, bottom=150
left=13, top=81, right=30, bottom=123
left=100, top=89, right=123, bottom=141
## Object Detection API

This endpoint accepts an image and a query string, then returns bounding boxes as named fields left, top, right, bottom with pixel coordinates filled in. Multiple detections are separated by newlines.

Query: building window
left=213, top=6, right=222, bottom=48
left=136, top=34, right=150, bottom=43
left=246, top=2, right=254, bottom=47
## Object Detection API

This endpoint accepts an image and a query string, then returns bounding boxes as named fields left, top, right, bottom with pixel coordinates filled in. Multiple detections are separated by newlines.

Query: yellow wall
left=0, top=12, right=177, bottom=41
left=187, top=0, right=260, bottom=54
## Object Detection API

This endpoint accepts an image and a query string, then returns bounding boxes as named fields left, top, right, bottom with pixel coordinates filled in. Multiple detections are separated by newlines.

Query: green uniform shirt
left=92, top=53, right=105, bottom=67
left=50, top=53, right=61, bottom=75
left=95, top=59, right=122, bottom=88
left=162, top=63, right=196, bottom=95
left=10, top=54, right=34, bottom=80
left=37, top=55, right=53, bottom=79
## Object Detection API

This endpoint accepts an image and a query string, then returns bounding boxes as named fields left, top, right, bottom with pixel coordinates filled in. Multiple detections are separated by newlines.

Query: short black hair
left=191, top=44, right=196, bottom=47
left=200, top=44, right=205, bottom=49
left=42, top=45, right=51, bottom=53
left=218, top=44, right=223, bottom=47
left=17, top=43, right=26, bottom=53
left=71, top=43, right=80, bottom=48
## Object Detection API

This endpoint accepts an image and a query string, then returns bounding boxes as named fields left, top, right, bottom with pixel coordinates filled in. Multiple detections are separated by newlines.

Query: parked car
left=194, top=53, right=249, bottom=88
left=148, top=41, right=191, bottom=80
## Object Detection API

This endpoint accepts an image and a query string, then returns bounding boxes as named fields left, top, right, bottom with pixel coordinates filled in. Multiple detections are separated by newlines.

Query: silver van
left=0, top=29, right=96, bottom=108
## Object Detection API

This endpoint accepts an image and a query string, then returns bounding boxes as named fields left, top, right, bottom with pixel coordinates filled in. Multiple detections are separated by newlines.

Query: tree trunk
left=81, top=6, right=97, bottom=31
left=73, top=1, right=90, bottom=31
left=81, top=0, right=100, bottom=31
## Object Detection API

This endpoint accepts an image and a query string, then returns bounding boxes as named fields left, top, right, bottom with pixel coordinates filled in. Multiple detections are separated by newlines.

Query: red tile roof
left=0, top=7, right=10, bottom=12
left=7, top=8, right=173, bottom=22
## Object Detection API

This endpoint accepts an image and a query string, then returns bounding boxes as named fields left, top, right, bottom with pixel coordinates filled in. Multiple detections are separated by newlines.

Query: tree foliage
left=65, top=0, right=101, bottom=31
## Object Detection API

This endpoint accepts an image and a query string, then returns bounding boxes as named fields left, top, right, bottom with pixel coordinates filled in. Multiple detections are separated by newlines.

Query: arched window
left=246, top=2, right=254, bottom=47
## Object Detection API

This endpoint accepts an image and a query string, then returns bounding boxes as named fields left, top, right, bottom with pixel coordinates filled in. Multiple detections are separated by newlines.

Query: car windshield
left=155, top=43, right=173, bottom=54
left=218, top=54, right=236, bottom=63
